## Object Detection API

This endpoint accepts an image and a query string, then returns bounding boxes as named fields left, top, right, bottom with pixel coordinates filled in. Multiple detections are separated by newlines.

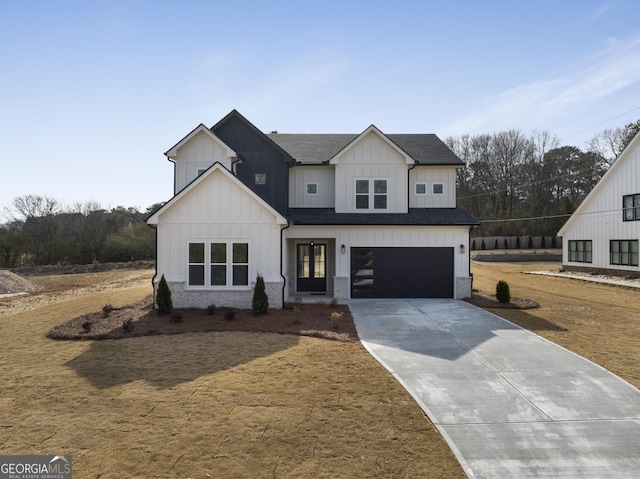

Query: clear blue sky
left=2, top=0, right=640, bottom=215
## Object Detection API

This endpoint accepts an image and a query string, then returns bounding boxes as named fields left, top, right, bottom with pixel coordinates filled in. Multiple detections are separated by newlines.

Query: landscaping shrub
left=330, top=310, right=343, bottom=329
left=206, top=304, right=216, bottom=315
left=224, top=310, right=236, bottom=321
left=552, top=236, right=557, bottom=248
left=472, top=239, right=476, bottom=250
left=122, top=318, right=134, bottom=332
left=102, top=304, right=113, bottom=317
left=496, top=280, right=511, bottom=303
left=516, top=237, right=521, bottom=249
left=504, top=239, right=509, bottom=249
left=156, top=274, right=173, bottom=315
left=528, top=236, right=533, bottom=249
left=541, top=236, right=546, bottom=248
left=251, top=274, right=269, bottom=315
left=481, top=239, right=486, bottom=250
left=82, top=321, right=92, bottom=332
left=170, top=312, right=183, bottom=323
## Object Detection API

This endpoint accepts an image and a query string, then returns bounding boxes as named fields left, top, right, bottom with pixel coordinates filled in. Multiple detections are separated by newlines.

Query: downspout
left=280, top=220, right=291, bottom=309
left=148, top=223, right=158, bottom=309
left=407, top=162, right=417, bottom=212
left=231, top=156, right=242, bottom=175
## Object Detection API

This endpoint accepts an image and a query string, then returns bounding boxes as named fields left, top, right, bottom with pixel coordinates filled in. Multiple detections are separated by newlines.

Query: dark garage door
left=351, top=247, right=453, bottom=298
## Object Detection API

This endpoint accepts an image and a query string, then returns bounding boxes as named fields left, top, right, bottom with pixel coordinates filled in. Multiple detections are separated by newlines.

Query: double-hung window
left=623, top=194, right=640, bottom=221
left=355, top=179, right=387, bottom=210
left=188, top=241, right=249, bottom=287
left=568, top=240, right=592, bottom=263
left=610, top=240, right=639, bottom=266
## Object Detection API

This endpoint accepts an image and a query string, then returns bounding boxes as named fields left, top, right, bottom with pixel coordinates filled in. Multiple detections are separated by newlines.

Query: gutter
left=147, top=223, right=158, bottom=309
left=407, top=162, right=417, bottom=212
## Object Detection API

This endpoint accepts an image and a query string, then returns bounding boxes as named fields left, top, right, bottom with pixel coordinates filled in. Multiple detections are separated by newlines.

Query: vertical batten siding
left=154, top=168, right=284, bottom=305
left=334, top=132, right=409, bottom=213
left=409, top=167, right=457, bottom=208
left=561, top=140, right=640, bottom=271
left=173, top=130, right=234, bottom=192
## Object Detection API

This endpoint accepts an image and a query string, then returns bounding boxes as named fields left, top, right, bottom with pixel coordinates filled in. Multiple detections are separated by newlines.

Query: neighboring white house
left=147, top=110, right=478, bottom=309
left=558, top=132, right=640, bottom=276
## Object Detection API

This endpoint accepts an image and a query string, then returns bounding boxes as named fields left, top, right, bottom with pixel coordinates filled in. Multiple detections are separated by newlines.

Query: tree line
left=1, top=120, right=638, bottom=267
left=447, top=120, right=640, bottom=237
left=0, top=196, right=163, bottom=268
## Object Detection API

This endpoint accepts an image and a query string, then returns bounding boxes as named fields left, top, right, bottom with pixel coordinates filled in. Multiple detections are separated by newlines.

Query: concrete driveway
left=349, top=298, right=640, bottom=478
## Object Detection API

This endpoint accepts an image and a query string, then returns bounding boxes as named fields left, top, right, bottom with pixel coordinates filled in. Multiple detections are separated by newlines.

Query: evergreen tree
left=156, top=274, right=173, bottom=314
left=252, top=274, right=269, bottom=315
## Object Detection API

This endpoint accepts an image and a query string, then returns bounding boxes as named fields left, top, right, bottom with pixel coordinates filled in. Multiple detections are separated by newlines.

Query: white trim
left=147, top=162, right=288, bottom=225
left=165, top=124, right=236, bottom=159
left=329, top=125, right=414, bottom=165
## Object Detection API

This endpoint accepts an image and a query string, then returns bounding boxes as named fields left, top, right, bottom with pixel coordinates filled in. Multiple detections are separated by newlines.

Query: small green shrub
left=156, top=274, right=173, bottom=315
left=472, top=239, right=476, bottom=250
left=102, top=304, right=113, bottom=317
left=252, top=274, right=269, bottom=316
left=496, top=280, right=511, bottom=303
left=504, top=239, right=509, bottom=249
left=170, top=312, right=183, bottom=323
left=206, top=304, right=216, bottom=315
left=122, top=318, right=134, bottom=332
left=329, top=298, right=338, bottom=307
left=481, top=239, right=486, bottom=250
left=516, top=237, right=521, bottom=249
left=494, top=239, right=498, bottom=249
left=224, top=310, right=236, bottom=321
left=82, top=321, right=92, bottom=332
left=293, top=304, right=302, bottom=324
left=541, top=236, right=546, bottom=248
left=552, top=236, right=557, bottom=248
left=528, top=236, right=533, bottom=249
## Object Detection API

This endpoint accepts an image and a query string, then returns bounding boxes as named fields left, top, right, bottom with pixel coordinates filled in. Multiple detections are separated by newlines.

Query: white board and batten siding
left=410, top=167, right=457, bottom=208
left=151, top=167, right=285, bottom=307
left=288, top=166, right=335, bottom=208
left=333, top=131, right=410, bottom=213
left=171, top=130, right=235, bottom=193
left=560, top=135, right=640, bottom=271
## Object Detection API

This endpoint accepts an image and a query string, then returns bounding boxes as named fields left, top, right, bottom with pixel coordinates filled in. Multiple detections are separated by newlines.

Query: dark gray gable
left=267, top=133, right=462, bottom=165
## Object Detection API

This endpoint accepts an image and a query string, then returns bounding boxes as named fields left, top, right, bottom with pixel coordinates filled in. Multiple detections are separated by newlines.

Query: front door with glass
left=296, top=243, right=326, bottom=292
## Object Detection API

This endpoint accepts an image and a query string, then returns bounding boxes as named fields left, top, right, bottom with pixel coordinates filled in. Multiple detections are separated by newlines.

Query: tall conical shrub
left=156, top=274, right=173, bottom=314
left=252, top=274, right=269, bottom=315
left=496, top=280, right=511, bottom=304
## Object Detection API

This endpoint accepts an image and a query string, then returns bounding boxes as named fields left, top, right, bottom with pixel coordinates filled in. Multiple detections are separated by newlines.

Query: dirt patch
left=0, top=270, right=42, bottom=294
left=47, top=296, right=358, bottom=343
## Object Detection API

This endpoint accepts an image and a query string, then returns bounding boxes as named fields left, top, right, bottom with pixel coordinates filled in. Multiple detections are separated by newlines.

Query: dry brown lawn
left=0, top=269, right=463, bottom=479
left=471, top=260, right=640, bottom=388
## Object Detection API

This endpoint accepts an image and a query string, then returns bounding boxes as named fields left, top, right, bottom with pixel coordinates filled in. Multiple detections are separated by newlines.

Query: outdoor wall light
left=460, top=244, right=465, bottom=254
left=341, top=244, right=346, bottom=254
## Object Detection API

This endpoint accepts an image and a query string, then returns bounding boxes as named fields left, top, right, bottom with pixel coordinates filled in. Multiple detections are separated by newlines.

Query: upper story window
left=415, top=183, right=426, bottom=195
left=433, top=183, right=444, bottom=195
left=356, top=179, right=387, bottom=210
left=255, top=173, right=267, bottom=185
left=197, top=168, right=207, bottom=177
left=568, top=240, right=592, bottom=263
left=623, top=194, right=640, bottom=221
left=188, top=241, right=249, bottom=287
left=610, top=240, right=639, bottom=266
left=306, top=183, right=318, bottom=195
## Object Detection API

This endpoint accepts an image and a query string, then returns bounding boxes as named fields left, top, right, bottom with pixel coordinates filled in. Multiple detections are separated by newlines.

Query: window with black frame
left=623, top=194, right=640, bottom=221
left=568, top=240, right=592, bottom=263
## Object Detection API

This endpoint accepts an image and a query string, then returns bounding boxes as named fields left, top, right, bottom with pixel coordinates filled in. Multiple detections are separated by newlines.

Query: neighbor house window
left=433, top=183, right=444, bottom=194
left=188, top=241, right=249, bottom=287
left=355, top=179, right=387, bottom=210
left=197, top=168, right=207, bottom=177
left=623, top=194, right=640, bottom=221
left=610, top=240, right=639, bottom=266
left=568, top=240, right=592, bottom=263
left=415, top=183, right=426, bottom=195
left=306, top=183, right=318, bottom=195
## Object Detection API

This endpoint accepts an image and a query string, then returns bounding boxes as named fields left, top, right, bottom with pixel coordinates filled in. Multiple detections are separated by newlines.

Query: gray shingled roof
left=266, top=133, right=462, bottom=165
left=288, top=208, right=478, bottom=226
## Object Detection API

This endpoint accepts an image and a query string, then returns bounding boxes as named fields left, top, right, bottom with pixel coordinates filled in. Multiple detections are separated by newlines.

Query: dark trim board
left=351, top=247, right=454, bottom=298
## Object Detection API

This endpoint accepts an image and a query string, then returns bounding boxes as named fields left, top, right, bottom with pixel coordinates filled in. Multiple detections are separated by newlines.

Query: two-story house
left=558, top=131, right=640, bottom=276
left=147, top=110, right=478, bottom=308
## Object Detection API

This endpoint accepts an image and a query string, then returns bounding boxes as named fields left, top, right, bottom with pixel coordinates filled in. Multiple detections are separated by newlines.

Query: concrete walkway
left=349, top=299, right=640, bottom=478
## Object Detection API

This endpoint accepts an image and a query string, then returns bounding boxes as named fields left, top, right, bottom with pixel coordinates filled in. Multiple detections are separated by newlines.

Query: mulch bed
left=47, top=295, right=358, bottom=343
left=465, top=290, right=539, bottom=309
